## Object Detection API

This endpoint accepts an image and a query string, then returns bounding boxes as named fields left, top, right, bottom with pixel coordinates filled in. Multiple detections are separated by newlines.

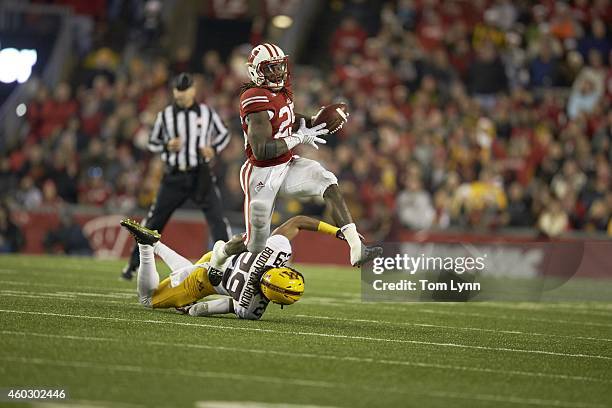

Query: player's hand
left=200, top=146, right=215, bottom=160
left=175, top=304, right=194, bottom=315
left=295, top=118, right=328, bottom=149
left=167, top=138, right=182, bottom=152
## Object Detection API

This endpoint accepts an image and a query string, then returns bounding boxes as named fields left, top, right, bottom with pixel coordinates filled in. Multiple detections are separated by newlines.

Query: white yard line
left=0, top=356, right=333, bottom=389
left=2, top=290, right=77, bottom=298
left=54, top=291, right=133, bottom=299
left=422, top=390, right=606, bottom=408
left=301, top=299, right=612, bottom=327
left=1, top=309, right=611, bottom=361
left=196, top=402, right=338, bottom=408
left=417, top=308, right=612, bottom=328
left=295, top=314, right=612, bottom=343
left=2, top=329, right=610, bottom=385
left=0, top=291, right=138, bottom=307
left=0, top=355, right=604, bottom=408
left=0, top=280, right=133, bottom=293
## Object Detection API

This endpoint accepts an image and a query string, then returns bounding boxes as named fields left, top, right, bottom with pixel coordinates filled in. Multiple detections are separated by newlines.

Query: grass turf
left=0, top=254, right=610, bottom=408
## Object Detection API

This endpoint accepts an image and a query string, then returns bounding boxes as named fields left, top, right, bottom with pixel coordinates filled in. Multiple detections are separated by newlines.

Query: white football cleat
left=351, top=244, right=383, bottom=267
left=210, top=240, right=228, bottom=269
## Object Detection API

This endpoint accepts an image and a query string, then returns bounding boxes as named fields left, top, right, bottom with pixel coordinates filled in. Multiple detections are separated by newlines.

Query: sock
left=341, top=223, right=364, bottom=265
left=137, top=244, right=160, bottom=304
left=210, top=240, right=229, bottom=269
left=340, top=223, right=361, bottom=250
left=247, top=200, right=269, bottom=254
left=153, top=242, right=192, bottom=270
left=188, top=298, right=233, bottom=316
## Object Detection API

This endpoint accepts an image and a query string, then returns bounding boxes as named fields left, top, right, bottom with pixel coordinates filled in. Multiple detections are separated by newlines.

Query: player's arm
left=247, top=111, right=290, bottom=160
left=247, top=111, right=329, bottom=159
left=272, top=215, right=347, bottom=241
left=182, top=298, right=234, bottom=317
left=273, top=215, right=365, bottom=242
left=216, top=216, right=340, bottom=257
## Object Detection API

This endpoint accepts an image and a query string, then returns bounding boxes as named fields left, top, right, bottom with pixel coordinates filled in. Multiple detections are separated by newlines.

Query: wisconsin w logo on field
left=83, top=215, right=132, bottom=259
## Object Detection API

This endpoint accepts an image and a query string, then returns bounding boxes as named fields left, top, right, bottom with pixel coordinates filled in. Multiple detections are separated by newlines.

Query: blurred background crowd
left=0, top=0, right=610, bottom=254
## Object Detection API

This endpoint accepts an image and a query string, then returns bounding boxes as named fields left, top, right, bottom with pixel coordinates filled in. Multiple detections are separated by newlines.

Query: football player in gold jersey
left=120, top=215, right=377, bottom=320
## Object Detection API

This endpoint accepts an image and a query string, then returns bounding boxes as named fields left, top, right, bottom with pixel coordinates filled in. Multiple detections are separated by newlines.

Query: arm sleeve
left=148, top=112, right=165, bottom=153
left=188, top=297, right=234, bottom=317
left=209, top=109, right=230, bottom=153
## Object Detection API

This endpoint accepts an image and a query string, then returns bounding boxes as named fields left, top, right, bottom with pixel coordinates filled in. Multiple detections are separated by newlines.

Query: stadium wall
left=13, top=208, right=611, bottom=279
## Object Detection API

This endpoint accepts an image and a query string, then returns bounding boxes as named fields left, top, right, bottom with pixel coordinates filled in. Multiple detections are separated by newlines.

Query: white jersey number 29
left=275, top=103, right=295, bottom=139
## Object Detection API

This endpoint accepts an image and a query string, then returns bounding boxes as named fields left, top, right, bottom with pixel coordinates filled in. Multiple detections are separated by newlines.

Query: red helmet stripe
left=262, top=43, right=276, bottom=57
left=272, top=44, right=283, bottom=57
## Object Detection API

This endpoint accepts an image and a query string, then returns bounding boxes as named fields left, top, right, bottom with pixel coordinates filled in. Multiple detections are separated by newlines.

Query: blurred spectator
left=505, top=182, right=532, bottom=227
left=15, top=176, right=42, bottom=210
left=538, top=200, right=569, bottom=238
left=0, top=203, right=25, bottom=253
left=2, top=0, right=610, bottom=241
left=43, top=209, right=93, bottom=256
left=467, top=42, right=508, bottom=107
left=330, top=17, right=368, bottom=62
left=397, top=173, right=435, bottom=230
left=578, top=19, right=610, bottom=60
left=529, top=37, right=560, bottom=88
left=567, top=71, right=604, bottom=119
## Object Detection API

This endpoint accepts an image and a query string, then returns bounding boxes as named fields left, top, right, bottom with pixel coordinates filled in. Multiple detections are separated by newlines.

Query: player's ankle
left=340, top=223, right=361, bottom=249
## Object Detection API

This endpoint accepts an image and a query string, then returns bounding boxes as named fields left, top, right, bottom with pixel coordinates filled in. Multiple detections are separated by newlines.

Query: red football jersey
left=239, top=87, right=295, bottom=167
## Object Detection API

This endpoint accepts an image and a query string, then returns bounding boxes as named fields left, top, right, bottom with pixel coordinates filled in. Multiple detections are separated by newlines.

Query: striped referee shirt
left=148, top=103, right=229, bottom=170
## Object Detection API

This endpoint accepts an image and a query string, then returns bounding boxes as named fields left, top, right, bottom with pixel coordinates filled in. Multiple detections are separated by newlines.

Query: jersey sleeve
left=233, top=296, right=268, bottom=320
left=263, top=235, right=293, bottom=267
left=240, top=88, right=275, bottom=117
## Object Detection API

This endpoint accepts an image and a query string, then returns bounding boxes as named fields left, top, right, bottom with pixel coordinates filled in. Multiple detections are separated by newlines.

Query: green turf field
left=0, top=255, right=610, bottom=408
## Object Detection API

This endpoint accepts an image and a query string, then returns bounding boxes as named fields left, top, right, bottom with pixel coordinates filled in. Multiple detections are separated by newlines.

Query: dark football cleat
left=120, top=218, right=161, bottom=246
left=354, top=245, right=383, bottom=267
left=120, top=264, right=136, bottom=281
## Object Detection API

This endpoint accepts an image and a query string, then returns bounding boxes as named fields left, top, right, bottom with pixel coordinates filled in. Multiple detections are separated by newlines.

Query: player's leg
left=136, top=243, right=159, bottom=307
left=322, top=183, right=379, bottom=265
left=241, top=162, right=285, bottom=253
left=122, top=178, right=188, bottom=279
left=120, top=219, right=164, bottom=306
left=154, top=242, right=192, bottom=271
left=280, top=157, right=381, bottom=266
left=153, top=265, right=217, bottom=309
left=198, top=181, right=232, bottom=243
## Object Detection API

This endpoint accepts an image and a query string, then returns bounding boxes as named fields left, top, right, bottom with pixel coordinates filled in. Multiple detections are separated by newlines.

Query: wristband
left=284, top=135, right=301, bottom=150
left=317, top=221, right=340, bottom=237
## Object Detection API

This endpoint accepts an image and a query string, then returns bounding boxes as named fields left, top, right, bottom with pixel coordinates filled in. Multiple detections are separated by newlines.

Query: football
left=311, top=103, right=349, bottom=134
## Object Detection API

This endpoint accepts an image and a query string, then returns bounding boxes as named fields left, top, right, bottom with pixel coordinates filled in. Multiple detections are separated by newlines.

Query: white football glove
left=294, top=118, right=329, bottom=149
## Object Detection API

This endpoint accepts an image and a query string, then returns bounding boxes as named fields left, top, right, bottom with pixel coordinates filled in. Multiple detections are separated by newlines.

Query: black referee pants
left=127, top=169, right=231, bottom=270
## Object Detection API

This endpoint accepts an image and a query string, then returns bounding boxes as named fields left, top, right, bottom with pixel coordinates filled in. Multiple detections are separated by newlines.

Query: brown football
left=311, top=103, right=349, bottom=134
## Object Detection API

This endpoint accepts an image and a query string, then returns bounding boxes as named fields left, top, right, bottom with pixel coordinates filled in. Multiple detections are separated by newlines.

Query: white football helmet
left=247, top=43, right=289, bottom=91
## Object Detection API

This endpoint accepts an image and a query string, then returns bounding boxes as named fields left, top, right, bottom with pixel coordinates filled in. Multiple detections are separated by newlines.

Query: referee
left=121, top=73, right=231, bottom=280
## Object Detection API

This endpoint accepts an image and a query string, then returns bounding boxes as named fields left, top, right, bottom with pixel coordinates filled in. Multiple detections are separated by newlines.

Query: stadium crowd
left=0, top=0, right=610, bottom=252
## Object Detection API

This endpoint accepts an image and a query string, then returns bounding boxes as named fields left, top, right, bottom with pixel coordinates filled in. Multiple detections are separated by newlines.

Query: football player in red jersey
left=238, top=43, right=381, bottom=266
